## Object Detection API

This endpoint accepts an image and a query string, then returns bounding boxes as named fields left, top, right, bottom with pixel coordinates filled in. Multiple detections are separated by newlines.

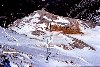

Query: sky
left=0, top=0, right=99, bottom=27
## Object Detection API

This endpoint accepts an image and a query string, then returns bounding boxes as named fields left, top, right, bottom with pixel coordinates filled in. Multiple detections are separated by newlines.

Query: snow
left=43, top=16, right=52, bottom=21
left=1, top=10, right=100, bottom=67
left=53, top=16, right=70, bottom=24
left=37, top=23, right=47, bottom=31
left=10, top=62, right=18, bottom=67
left=96, top=8, right=100, bottom=12
left=9, top=12, right=41, bottom=35
left=33, top=13, right=40, bottom=18
left=1, top=24, right=100, bottom=67
left=94, top=15, right=100, bottom=22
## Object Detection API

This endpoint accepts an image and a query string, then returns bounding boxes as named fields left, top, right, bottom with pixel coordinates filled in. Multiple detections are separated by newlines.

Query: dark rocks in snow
left=31, top=30, right=46, bottom=36
left=56, top=35, right=96, bottom=51
left=70, top=37, right=96, bottom=51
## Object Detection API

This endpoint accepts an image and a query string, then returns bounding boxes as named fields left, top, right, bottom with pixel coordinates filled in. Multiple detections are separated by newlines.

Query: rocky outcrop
left=56, top=37, right=95, bottom=51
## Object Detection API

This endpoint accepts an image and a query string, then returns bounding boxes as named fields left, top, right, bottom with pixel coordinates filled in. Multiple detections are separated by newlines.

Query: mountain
left=8, top=9, right=96, bottom=35
left=0, top=10, right=100, bottom=67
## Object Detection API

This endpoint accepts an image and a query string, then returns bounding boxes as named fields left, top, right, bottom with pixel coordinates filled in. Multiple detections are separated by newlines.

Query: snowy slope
left=0, top=26, right=84, bottom=67
left=0, top=10, right=100, bottom=67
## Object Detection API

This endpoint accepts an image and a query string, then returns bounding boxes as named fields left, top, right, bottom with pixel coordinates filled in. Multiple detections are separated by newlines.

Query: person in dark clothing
left=3, top=58, right=11, bottom=67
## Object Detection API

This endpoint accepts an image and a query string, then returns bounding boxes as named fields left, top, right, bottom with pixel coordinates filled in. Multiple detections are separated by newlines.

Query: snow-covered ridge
left=8, top=9, right=97, bottom=37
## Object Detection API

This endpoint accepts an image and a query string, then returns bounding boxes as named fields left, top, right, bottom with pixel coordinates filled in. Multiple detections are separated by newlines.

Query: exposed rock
left=56, top=36, right=95, bottom=51
left=70, top=38, right=96, bottom=51
left=31, top=30, right=46, bottom=36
